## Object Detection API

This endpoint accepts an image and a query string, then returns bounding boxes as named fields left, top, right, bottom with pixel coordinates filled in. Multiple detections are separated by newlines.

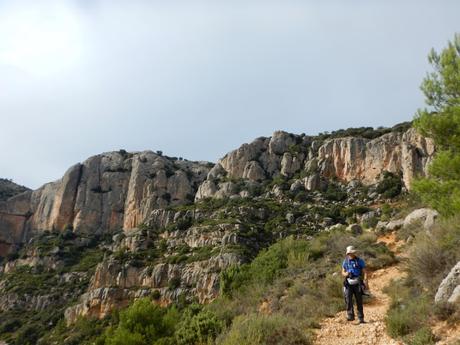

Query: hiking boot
left=347, top=317, right=355, bottom=321
left=358, top=319, right=366, bottom=324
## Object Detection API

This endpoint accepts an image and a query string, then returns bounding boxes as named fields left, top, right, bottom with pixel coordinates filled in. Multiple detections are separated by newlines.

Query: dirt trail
left=314, top=233, right=406, bottom=345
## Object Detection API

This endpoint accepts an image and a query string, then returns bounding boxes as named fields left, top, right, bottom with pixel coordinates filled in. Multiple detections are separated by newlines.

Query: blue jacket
left=342, top=257, right=365, bottom=278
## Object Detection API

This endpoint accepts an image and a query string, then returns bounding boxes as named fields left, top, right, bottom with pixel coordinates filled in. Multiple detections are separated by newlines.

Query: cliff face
left=0, top=125, right=437, bottom=328
left=0, top=152, right=212, bottom=256
left=196, top=127, right=434, bottom=199
left=0, top=128, right=434, bottom=257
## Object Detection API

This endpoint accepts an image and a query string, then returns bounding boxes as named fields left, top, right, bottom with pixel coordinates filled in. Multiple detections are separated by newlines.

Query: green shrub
left=217, top=313, right=310, bottom=345
left=405, top=327, right=436, bottom=345
left=175, top=309, right=223, bottom=345
left=13, top=323, right=43, bottom=345
left=385, top=282, right=430, bottom=338
left=151, top=290, right=161, bottom=300
left=412, top=34, right=460, bottom=216
left=168, top=277, right=181, bottom=290
left=176, top=218, right=192, bottom=231
left=324, top=183, right=347, bottom=201
left=71, top=248, right=104, bottom=272
left=376, top=171, right=403, bottom=198
left=342, top=205, right=371, bottom=218
left=219, top=237, right=311, bottom=297
left=0, top=318, right=21, bottom=333
left=104, top=298, right=177, bottom=345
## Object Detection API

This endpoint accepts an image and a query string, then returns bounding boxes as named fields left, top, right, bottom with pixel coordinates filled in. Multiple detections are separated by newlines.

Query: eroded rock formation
left=197, top=128, right=434, bottom=200
left=0, top=151, right=212, bottom=255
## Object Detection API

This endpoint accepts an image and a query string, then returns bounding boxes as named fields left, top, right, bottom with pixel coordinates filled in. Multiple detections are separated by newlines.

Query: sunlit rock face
left=198, top=127, right=434, bottom=200
left=0, top=126, right=434, bottom=256
left=0, top=151, right=211, bottom=255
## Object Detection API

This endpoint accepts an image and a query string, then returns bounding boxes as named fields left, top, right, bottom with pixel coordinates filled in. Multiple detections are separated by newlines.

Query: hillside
left=0, top=179, right=29, bottom=202
left=0, top=122, right=439, bottom=344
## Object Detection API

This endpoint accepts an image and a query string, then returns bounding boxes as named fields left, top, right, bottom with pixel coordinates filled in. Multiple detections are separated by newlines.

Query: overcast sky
left=0, top=0, right=459, bottom=189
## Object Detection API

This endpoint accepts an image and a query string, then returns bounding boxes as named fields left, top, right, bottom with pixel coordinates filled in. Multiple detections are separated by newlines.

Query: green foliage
left=316, top=122, right=412, bottom=141
left=3, top=266, right=55, bottom=295
left=0, top=178, right=29, bottom=202
left=70, top=248, right=104, bottom=272
left=40, top=317, right=109, bottom=345
left=220, top=237, right=310, bottom=297
left=175, top=308, right=223, bottom=345
left=413, top=34, right=460, bottom=216
left=385, top=281, right=431, bottom=338
left=217, top=313, right=310, bottom=345
left=376, top=171, right=403, bottom=198
left=406, top=215, right=460, bottom=293
left=342, top=205, right=371, bottom=218
left=406, top=327, right=436, bottom=345
left=176, top=218, right=192, bottom=231
left=412, top=152, right=460, bottom=215
left=324, top=183, right=347, bottom=201
left=168, top=277, right=181, bottom=290
left=387, top=216, right=460, bottom=342
left=104, top=298, right=178, bottom=345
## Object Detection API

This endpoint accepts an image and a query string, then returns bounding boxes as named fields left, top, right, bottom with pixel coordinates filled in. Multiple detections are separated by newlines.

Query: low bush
left=405, top=327, right=436, bottom=345
left=175, top=309, right=223, bottom=345
left=376, top=172, right=403, bottom=198
left=217, top=313, right=311, bottom=345
left=103, top=298, right=179, bottom=345
left=386, top=292, right=431, bottom=338
left=324, top=183, right=347, bottom=202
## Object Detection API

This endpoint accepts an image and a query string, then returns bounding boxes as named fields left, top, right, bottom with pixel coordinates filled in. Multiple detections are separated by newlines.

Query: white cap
left=346, top=246, right=357, bottom=255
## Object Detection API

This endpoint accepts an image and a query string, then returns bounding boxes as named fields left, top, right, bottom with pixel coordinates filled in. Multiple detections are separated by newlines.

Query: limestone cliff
left=196, top=127, right=434, bottom=200
left=0, top=126, right=434, bottom=258
left=0, top=124, right=438, bottom=328
left=0, top=151, right=212, bottom=256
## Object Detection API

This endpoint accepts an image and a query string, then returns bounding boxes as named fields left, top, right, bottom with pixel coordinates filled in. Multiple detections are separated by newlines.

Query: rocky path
left=314, top=233, right=406, bottom=345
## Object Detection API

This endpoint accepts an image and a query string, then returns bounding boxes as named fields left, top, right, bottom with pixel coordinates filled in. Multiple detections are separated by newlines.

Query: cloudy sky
left=0, top=0, right=459, bottom=189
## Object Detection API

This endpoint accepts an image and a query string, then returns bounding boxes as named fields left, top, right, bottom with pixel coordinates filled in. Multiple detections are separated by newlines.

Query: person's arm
left=341, top=260, right=350, bottom=277
left=361, top=260, right=369, bottom=289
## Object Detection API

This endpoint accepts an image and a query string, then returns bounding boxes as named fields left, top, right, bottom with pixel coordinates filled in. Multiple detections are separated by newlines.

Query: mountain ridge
left=0, top=123, right=433, bottom=258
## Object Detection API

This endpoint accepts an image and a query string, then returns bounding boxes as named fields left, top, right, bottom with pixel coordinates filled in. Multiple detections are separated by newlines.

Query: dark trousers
left=344, top=283, right=364, bottom=320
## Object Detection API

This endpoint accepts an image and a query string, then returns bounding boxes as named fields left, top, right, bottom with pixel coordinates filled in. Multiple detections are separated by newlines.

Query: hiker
left=341, top=245, right=368, bottom=323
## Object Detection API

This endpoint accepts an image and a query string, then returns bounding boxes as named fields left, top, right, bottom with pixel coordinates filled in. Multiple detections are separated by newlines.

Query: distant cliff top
left=0, top=179, right=30, bottom=202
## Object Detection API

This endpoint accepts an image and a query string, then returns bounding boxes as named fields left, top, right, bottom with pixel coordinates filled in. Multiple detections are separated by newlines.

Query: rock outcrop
left=0, top=178, right=30, bottom=202
left=435, top=261, right=460, bottom=304
left=403, top=208, right=439, bottom=231
left=0, top=127, right=435, bottom=256
left=0, top=152, right=212, bottom=256
left=197, top=128, right=434, bottom=200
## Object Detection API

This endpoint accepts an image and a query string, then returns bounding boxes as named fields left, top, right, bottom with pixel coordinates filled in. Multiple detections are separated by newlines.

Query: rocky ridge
left=0, top=125, right=436, bottom=326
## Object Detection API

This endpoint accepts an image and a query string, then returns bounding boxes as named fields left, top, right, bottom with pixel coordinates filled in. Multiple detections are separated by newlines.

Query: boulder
left=435, top=261, right=460, bottom=304
left=303, top=174, right=322, bottom=191
left=280, top=152, right=304, bottom=177
left=286, top=213, right=295, bottom=224
left=386, top=219, right=404, bottom=231
left=289, top=180, right=304, bottom=192
left=403, top=208, right=439, bottom=230
left=346, top=224, right=363, bottom=235
left=269, top=131, right=296, bottom=155
left=242, top=161, right=266, bottom=181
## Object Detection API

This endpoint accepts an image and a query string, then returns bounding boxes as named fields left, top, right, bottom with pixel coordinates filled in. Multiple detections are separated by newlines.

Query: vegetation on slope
left=0, top=178, right=29, bottom=202
left=413, top=33, right=460, bottom=216
left=385, top=33, right=460, bottom=345
left=40, top=231, right=395, bottom=345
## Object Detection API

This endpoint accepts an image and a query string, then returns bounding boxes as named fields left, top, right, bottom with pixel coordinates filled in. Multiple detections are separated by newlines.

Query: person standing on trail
left=341, top=245, right=368, bottom=324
